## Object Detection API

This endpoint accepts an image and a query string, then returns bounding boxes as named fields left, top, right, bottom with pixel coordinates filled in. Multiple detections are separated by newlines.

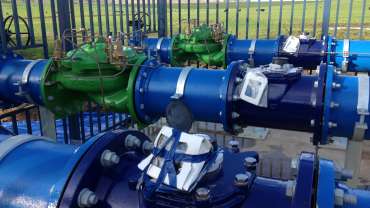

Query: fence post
left=157, top=0, right=167, bottom=37
left=56, top=0, right=81, bottom=142
left=321, top=0, right=331, bottom=38
left=39, top=107, right=57, bottom=139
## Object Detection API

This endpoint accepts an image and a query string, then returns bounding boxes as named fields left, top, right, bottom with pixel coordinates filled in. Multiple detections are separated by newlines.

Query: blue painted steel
left=291, top=152, right=315, bottom=208
left=234, top=75, right=316, bottom=133
left=143, top=36, right=370, bottom=72
left=134, top=60, right=241, bottom=130
left=333, top=39, right=370, bottom=72
left=337, top=183, right=370, bottom=208
left=317, top=159, right=335, bottom=207
left=0, top=55, right=48, bottom=105
left=143, top=37, right=172, bottom=63
left=226, top=36, right=278, bottom=66
left=0, top=133, right=102, bottom=208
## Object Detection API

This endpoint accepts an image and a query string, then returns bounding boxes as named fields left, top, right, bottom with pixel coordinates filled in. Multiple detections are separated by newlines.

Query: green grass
left=2, top=0, right=370, bottom=59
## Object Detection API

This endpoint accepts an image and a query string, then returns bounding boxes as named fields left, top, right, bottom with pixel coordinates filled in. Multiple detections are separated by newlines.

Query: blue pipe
left=143, top=36, right=370, bottom=72
left=0, top=54, right=49, bottom=105
left=0, top=130, right=369, bottom=208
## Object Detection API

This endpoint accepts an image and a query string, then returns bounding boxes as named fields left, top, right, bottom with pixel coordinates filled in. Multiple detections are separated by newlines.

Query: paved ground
left=244, top=129, right=370, bottom=186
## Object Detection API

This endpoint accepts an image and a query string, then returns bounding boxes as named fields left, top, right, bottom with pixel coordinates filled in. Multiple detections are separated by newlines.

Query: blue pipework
left=0, top=52, right=370, bottom=144
left=0, top=128, right=369, bottom=208
left=143, top=35, right=370, bottom=72
left=0, top=53, right=49, bottom=105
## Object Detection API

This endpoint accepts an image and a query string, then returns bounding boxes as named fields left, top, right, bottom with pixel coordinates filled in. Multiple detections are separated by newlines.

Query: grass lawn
left=1, top=0, right=369, bottom=59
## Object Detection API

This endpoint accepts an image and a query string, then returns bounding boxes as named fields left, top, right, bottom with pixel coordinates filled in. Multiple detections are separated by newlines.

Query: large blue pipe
left=0, top=130, right=369, bottom=208
left=144, top=36, right=370, bottom=72
left=1, top=53, right=369, bottom=144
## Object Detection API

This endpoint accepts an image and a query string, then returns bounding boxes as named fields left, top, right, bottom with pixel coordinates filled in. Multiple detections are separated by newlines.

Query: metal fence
left=0, top=0, right=369, bottom=142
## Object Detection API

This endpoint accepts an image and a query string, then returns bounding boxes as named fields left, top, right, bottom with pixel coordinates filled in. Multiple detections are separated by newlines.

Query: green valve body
left=171, top=24, right=229, bottom=67
left=41, top=38, right=147, bottom=125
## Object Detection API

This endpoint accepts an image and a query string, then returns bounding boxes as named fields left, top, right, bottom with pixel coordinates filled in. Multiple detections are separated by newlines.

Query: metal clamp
left=248, top=40, right=256, bottom=67
left=0, top=134, right=52, bottom=161
left=353, top=73, right=369, bottom=141
left=171, top=67, right=192, bottom=100
left=19, top=59, right=43, bottom=103
left=342, top=39, right=350, bottom=72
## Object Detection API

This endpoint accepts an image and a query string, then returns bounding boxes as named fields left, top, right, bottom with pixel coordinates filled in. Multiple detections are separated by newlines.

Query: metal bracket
left=171, top=67, right=192, bottom=100
left=353, top=73, right=369, bottom=141
left=248, top=40, right=256, bottom=67
left=342, top=39, right=350, bottom=72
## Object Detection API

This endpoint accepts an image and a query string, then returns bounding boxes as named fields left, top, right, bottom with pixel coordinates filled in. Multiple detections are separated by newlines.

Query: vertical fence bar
left=136, top=0, right=141, bottom=35
left=0, top=1, right=7, bottom=52
left=278, top=0, right=283, bottom=36
left=322, top=0, right=331, bottom=38
left=245, top=0, right=250, bottom=38
left=216, top=0, right=219, bottom=24
left=346, top=0, right=353, bottom=39
left=196, top=0, right=200, bottom=26
left=187, top=0, right=190, bottom=25
left=301, top=0, right=307, bottom=33
left=178, top=0, right=181, bottom=33
left=225, top=0, right=229, bottom=33
left=37, top=107, right=43, bottom=136
left=359, top=0, right=367, bottom=39
left=79, top=0, right=87, bottom=41
left=267, top=0, right=272, bottom=39
left=113, top=0, right=118, bottom=37
left=38, top=0, right=48, bottom=58
left=62, top=118, right=69, bottom=144
left=158, top=0, right=167, bottom=37
left=206, top=0, right=209, bottom=26
left=119, top=0, right=124, bottom=34
left=289, top=0, right=295, bottom=35
left=97, top=106, right=102, bottom=132
left=25, top=0, right=35, bottom=46
left=25, top=110, right=32, bottom=135
left=235, top=0, right=240, bottom=37
left=147, top=0, right=152, bottom=31
left=80, top=112, right=86, bottom=143
left=88, top=0, right=95, bottom=38
left=142, top=0, right=147, bottom=33
left=11, top=115, right=18, bottom=135
left=256, top=0, right=261, bottom=38
left=125, top=0, right=130, bottom=35
left=69, top=0, right=77, bottom=45
left=170, top=0, right=173, bottom=36
left=131, top=0, right=135, bottom=34
left=97, top=0, right=103, bottom=36
left=88, top=102, right=94, bottom=136
left=333, top=0, right=340, bottom=37
left=153, top=0, right=156, bottom=31
left=50, top=0, right=59, bottom=40
left=104, top=0, right=111, bottom=35
left=11, top=0, right=22, bottom=47
left=313, top=0, right=319, bottom=37
left=105, top=113, right=109, bottom=130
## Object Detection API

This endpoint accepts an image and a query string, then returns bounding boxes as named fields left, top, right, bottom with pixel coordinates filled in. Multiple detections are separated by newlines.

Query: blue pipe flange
left=312, top=64, right=327, bottom=145
left=59, top=129, right=151, bottom=207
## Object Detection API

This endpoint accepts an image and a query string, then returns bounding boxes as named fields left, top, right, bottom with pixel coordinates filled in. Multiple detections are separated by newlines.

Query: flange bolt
left=100, top=149, right=120, bottom=167
left=195, top=187, right=210, bottom=201
left=244, top=157, right=257, bottom=171
left=77, top=188, right=98, bottom=208
left=234, top=173, right=250, bottom=187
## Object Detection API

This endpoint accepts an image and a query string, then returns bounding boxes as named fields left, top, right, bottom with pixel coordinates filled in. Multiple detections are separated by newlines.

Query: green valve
left=171, top=24, right=230, bottom=67
left=40, top=38, right=147, bottom=126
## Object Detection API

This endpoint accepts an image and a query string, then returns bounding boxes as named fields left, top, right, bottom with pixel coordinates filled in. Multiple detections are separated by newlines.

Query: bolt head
left=100, top=149, right=120, bottom=167
left=78, top=188, right=98, bottom=208
left=244, top=157, right=257, bottom=167
left=195, top=187, right=210, bottom=201
left=234, top=173, right=250, bottom=187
